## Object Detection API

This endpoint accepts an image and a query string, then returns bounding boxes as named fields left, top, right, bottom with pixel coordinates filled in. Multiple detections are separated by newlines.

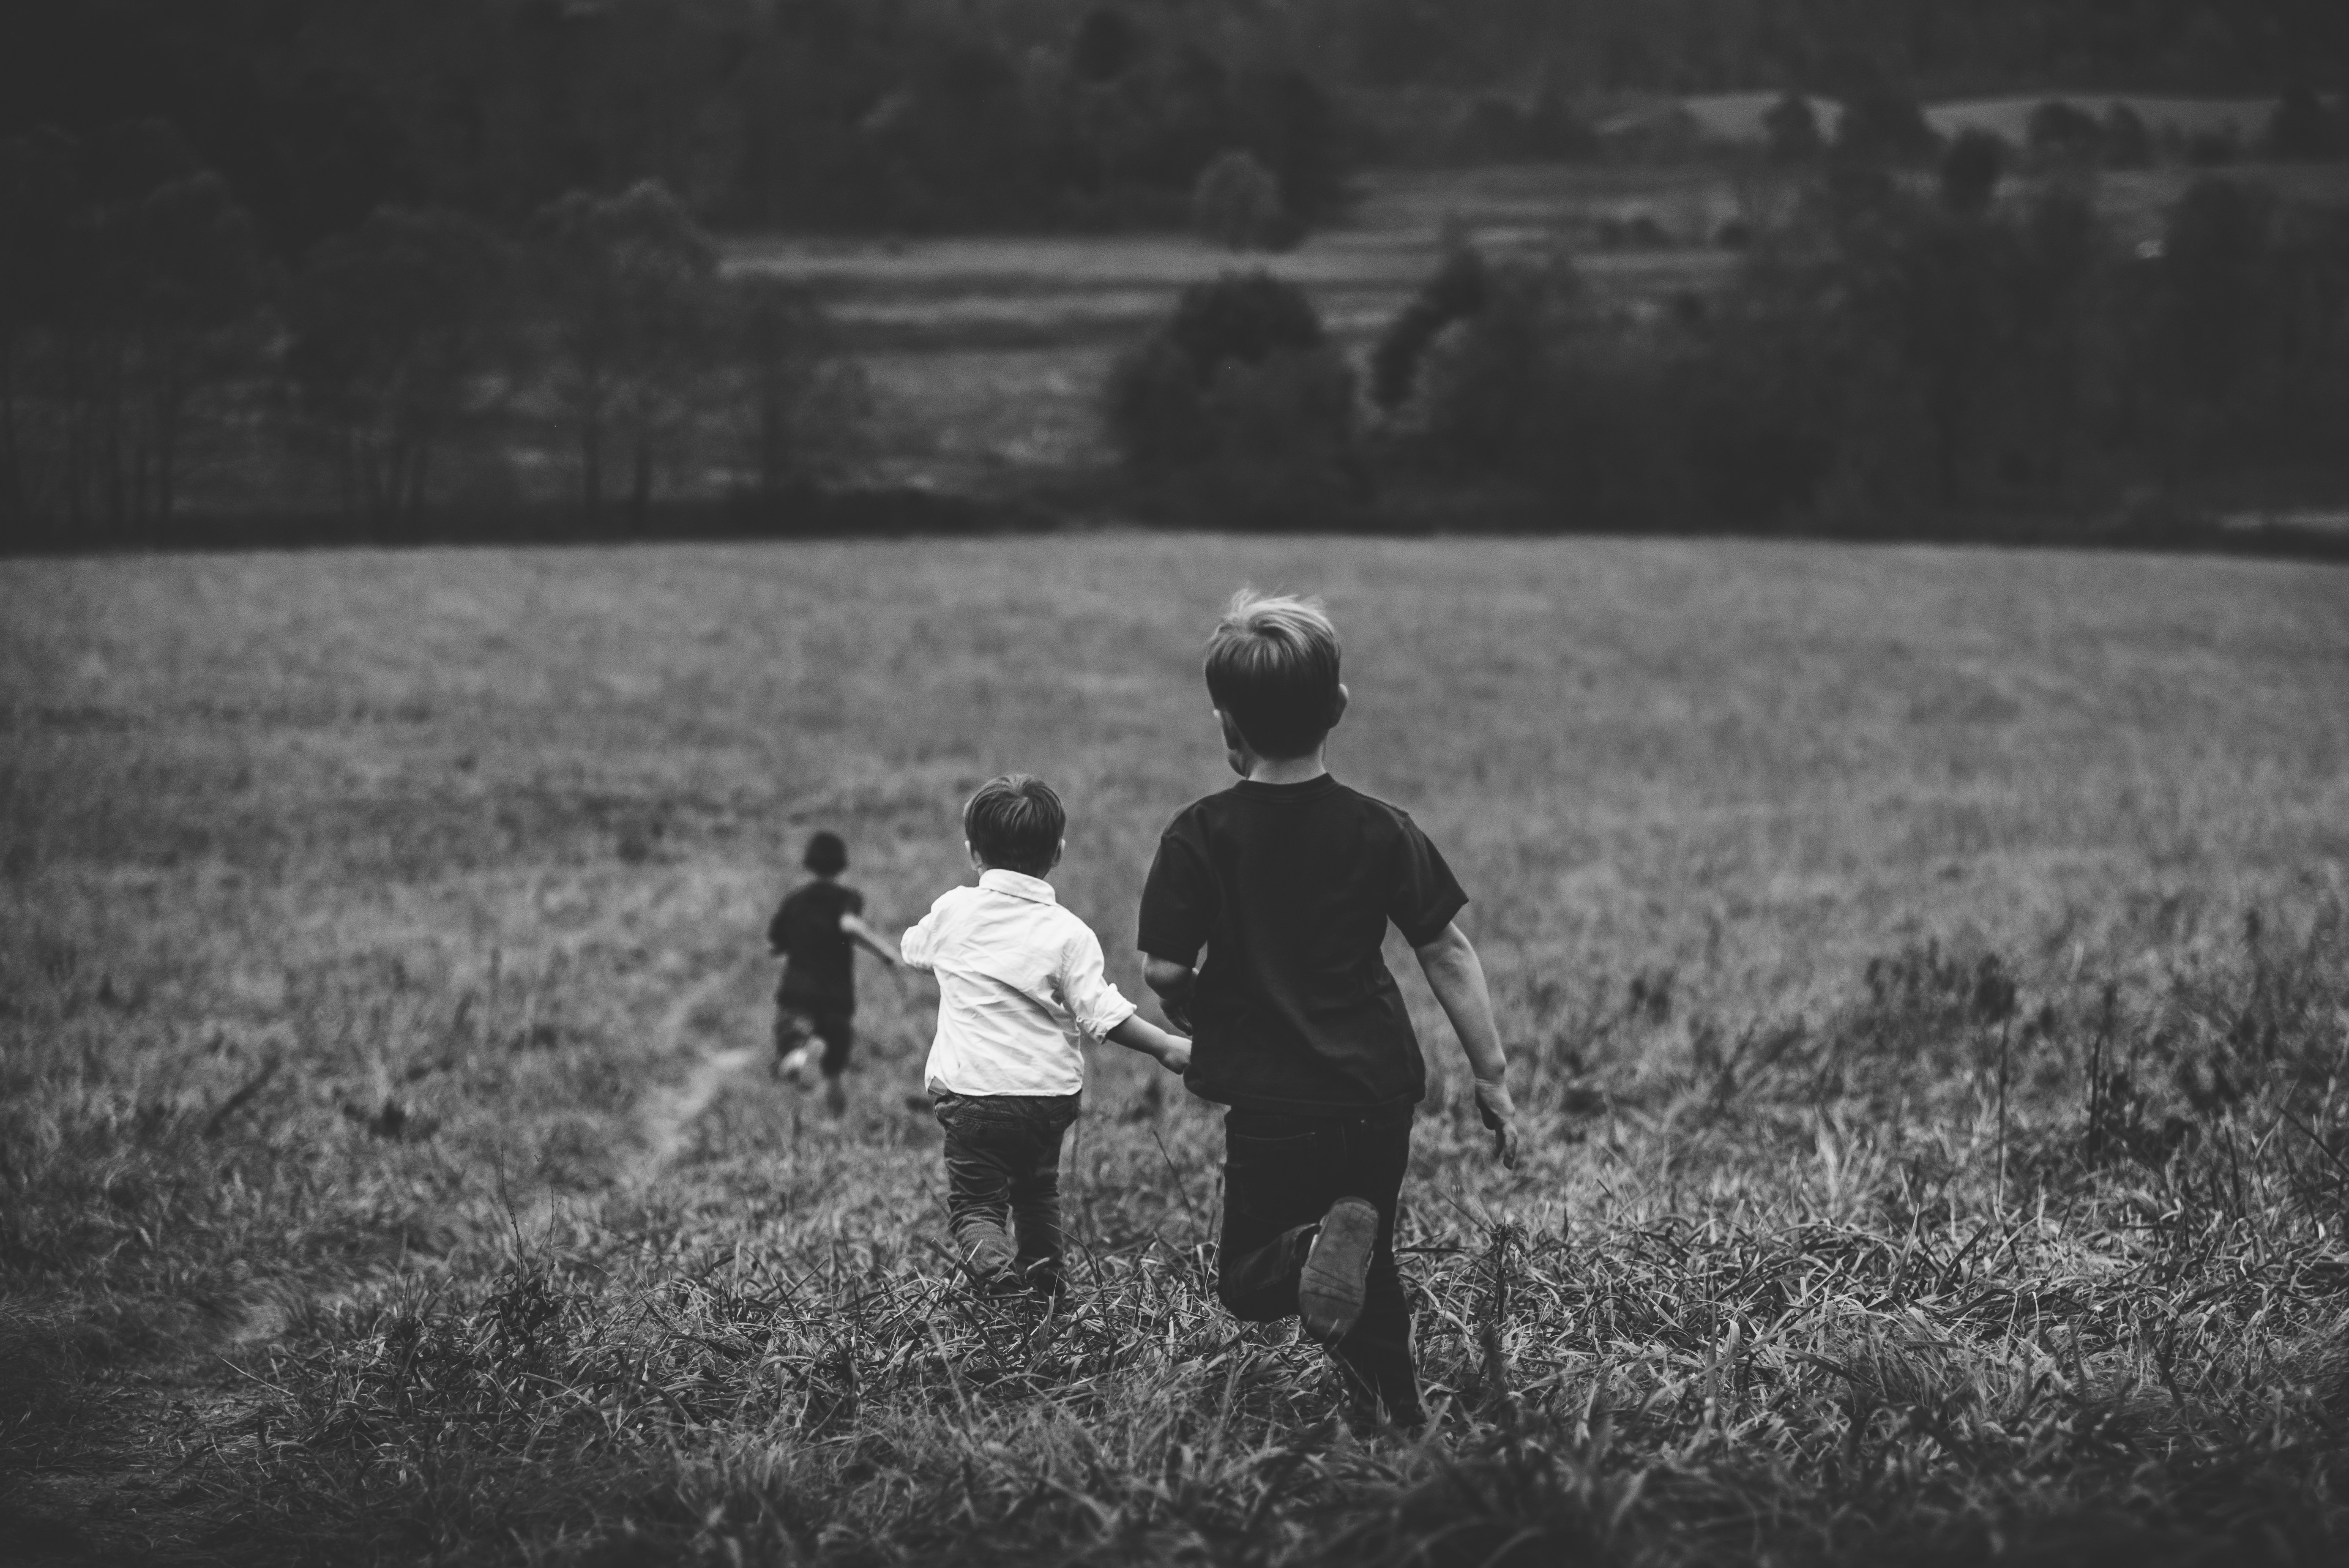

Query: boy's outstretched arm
left=1143, top=956, right=1195, bottom=1033
left=840, top=911, right=901, bottom=969
left=1412, top=922, right=1521, bottom=1169
left=1105, top=1013, right=1191, bottom=1076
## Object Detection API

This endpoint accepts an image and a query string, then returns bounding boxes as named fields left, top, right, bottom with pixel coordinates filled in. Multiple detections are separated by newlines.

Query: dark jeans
left=1218, top=1108, right=1420, bottom=1422
left=775, top=1003, right=854, bottom=1076
left=931, top=1090, right=1081, bottom=1287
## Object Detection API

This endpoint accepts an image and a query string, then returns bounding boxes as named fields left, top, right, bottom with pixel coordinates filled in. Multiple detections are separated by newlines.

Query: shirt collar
left=978, top=868, right=1058, bottom=904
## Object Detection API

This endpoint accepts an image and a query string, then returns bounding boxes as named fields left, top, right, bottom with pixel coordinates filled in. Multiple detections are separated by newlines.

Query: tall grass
left=178, top=900, right=2348, bottom=1564
left=5, top=538, right=2346, bottom=1561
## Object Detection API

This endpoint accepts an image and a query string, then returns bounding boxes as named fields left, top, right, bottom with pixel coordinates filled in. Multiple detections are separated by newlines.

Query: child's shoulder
left=926, top=882, right=981, bottom=916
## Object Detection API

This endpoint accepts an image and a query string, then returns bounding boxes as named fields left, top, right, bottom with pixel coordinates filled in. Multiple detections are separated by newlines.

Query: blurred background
left=2, top=0, right=2346, bottom=551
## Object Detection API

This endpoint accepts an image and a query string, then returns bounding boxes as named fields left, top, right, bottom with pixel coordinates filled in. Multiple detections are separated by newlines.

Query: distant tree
left=2264, top=85, right=2343, bottom=161
left=2156, top=178, right=2273, bottom=401
left=1191, top=149, right=1285, bottom=251
left=2026, top=100, right=2102, bottom=163
left=284, top=206, right=509, bottom=524
left=1764, top=92, right=1824, bottom=164
left=531, top=181, right=719, bottom=522
left=1106, top=270, right=1360, bottom=526
left=1233, top=66, right=1347, bottom=226
left=0, top=131, right=84, bottom=529
left=1835, top=90, right=1937, bottom=166
left=2100, top=102, right=2154, bottom=169
left=88, top=165, right=270, bottom=530
left=1371, top=243, right=1489, bottom=411
left=724, top=277, right=869, bottom=494
left=1939, top=130, right=2005, bottom=216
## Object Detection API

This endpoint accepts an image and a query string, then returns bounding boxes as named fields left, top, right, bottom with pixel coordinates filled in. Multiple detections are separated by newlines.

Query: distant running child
left=1139, top=591, right=1521, bottom=1432
left=768, top=830, right=899, bottom=1115
left=902, top=775, right=1191, bottom=1296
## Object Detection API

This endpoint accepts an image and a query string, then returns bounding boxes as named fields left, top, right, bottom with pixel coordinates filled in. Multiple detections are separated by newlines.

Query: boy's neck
left=1244, top=751, right=1329, bottom=786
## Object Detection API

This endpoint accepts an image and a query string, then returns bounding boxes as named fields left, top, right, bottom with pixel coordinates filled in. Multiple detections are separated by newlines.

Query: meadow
left=5, top=536, right=2349, bottom=1565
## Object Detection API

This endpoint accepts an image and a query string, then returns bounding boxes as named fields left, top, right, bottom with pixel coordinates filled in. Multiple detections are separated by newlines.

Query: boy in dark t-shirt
left=1138, top=592, right=1521, bottom=1431
left=769, top=830, right=899, bottom=1115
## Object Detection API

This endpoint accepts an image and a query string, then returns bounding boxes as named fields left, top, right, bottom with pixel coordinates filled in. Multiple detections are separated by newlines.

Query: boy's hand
left=1472, top=1076, right=1521, bottom=1169
left=1160, top=1038, right=1192, bottom=1076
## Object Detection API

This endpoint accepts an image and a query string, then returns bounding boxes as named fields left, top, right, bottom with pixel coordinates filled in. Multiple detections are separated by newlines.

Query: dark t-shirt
left=1136, top=775, right=1467, bottom=1116
left=768, top=880, right=865, bottom=1012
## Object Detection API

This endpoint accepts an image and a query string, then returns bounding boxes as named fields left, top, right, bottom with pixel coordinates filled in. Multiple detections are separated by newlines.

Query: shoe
left=822, top=1074, right=847, bottom=1116
left=776, top=1045, right=814, bottom=1087
left=1298, top=1197, right=1379, bottom=1343
left=960, top=1223, right=1016, bottom=1288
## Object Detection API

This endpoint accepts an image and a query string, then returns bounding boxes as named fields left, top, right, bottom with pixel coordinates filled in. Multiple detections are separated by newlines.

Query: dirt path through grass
left=5, top=861, right=795, bottom=1564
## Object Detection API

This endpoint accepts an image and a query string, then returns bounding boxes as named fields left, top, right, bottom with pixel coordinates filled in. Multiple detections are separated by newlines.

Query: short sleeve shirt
left=1136, top=775, right=1467, bottom=1116
left=770, top=880, right=865, bottom=1011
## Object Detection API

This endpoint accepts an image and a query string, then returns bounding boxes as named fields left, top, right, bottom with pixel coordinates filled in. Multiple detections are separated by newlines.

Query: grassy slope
left=3, top=537, right=2348, bottom=1563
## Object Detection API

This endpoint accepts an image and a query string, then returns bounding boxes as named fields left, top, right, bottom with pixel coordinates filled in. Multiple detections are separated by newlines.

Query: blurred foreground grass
left=3, top=536, right=2347, bottom=1563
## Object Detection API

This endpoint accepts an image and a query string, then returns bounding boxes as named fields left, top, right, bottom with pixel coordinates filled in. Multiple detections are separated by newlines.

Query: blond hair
left=1203, top=590, right=1342, bottom=759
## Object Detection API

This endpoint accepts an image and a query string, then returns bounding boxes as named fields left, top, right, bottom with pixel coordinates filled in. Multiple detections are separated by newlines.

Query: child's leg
left=1217, top=1111, right=1422, bottom=1424
left=773, top=1009, right=816, bottom=1084
left=1006, top=1097, right=1081, bottom=1289
left=932, top=1093, right=1020, bottom=1283
left=1215, top=1114, right=1341, bottom=1320
left=816, top=1013, right=855, bottom=1113
left=1324, top=1120, right=1420, bottom=1425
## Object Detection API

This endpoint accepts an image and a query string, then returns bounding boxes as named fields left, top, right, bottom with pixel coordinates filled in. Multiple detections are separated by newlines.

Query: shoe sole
left=1298, top=1197, right=1379, bottom=1342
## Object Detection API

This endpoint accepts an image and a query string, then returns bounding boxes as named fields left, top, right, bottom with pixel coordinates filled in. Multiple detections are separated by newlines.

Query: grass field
left=5, top=537, right=2349, bottom=1564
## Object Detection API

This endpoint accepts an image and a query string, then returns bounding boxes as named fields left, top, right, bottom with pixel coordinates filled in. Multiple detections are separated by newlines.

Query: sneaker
left=1298, top=1197, right=1379, bottom=1342
left=960, top=1223, right=1016, bottom=1289
left=822, top=1073, right=847, bottom=1116
left=776, top=1044, right=814, bottom=1088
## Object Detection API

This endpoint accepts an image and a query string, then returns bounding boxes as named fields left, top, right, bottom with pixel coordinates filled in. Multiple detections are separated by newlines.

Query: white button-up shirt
left=902, top=868, right=1138, bottom=1097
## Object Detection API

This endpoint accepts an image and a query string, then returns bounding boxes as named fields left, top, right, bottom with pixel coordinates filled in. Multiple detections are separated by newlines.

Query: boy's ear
left=965, top=839, right=985, bottom=872
left=1329, top=683, right=1349, bottom=731
left=1052, top=838, right=1065, bottom=871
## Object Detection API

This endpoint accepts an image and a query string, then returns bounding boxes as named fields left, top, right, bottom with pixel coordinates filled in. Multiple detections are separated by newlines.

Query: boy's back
left=770, top=878, right=863, bottom=1009
left=1137, top=590, right=1518, bottom=1434
left=1139, top=776, right=1464, bottom=1115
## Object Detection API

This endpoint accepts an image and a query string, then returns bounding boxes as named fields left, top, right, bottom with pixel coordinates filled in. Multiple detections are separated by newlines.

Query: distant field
left=6, top=538, right=2349, bottom=1562
left=727, top=155, right=2349, bottom=493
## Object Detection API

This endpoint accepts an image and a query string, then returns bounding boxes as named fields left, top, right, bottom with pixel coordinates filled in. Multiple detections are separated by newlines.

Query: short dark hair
left=1203, top=590, right=1342, bottom=759
left=964, top=775, right=1064, bottom=877
left=803, top=830, right=848, bottom=876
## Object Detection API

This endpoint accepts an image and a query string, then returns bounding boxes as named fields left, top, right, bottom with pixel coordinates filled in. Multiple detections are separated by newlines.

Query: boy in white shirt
left=901, top=774, right=1191, bottom=1296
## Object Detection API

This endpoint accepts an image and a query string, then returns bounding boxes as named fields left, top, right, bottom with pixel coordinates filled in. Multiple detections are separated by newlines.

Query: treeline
left=0, top=124, right=864, bottom=544
left=1312, top=0, right=2349, bottom=95
left=1109, top=164, right=2349, bottom=535
left=1, top=0, right=1351, bottom=249
left=9, top=3, right=2343, bottom=260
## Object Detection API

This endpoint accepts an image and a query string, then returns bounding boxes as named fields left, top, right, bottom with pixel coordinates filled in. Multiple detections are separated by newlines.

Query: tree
left=2100, top=102, right=2154, bottom=169
left=1835, top=90, right=1938, bottom=167
left=1371, top=243, right=1489, bottom=411
left=285, top=207, right=509, bottom=525
left=531, top=180, right=718, bottom=522
left=2026, top=100, right=2102, bottom=164
left=1939, top=130, right=2005, bottom=217
left=1106, top=270, right=1360, bottom=526
left=2265, top=85, right=2343, bottom=161
left=63, top=153, right=269, bottom=533
left=1191, top=149, right=1284, bottom=251
left=1764, top=93, right=1823, bottom=164
left=725, top=277, right=869, bottom=495
left=0, top=131, right=85, bottom=530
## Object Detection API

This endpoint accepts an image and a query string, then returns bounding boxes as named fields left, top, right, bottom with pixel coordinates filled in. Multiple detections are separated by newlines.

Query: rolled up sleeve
left=900, top=910, right=941, bottom=973
left=1059, top=925, right=1138, bottom=1043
